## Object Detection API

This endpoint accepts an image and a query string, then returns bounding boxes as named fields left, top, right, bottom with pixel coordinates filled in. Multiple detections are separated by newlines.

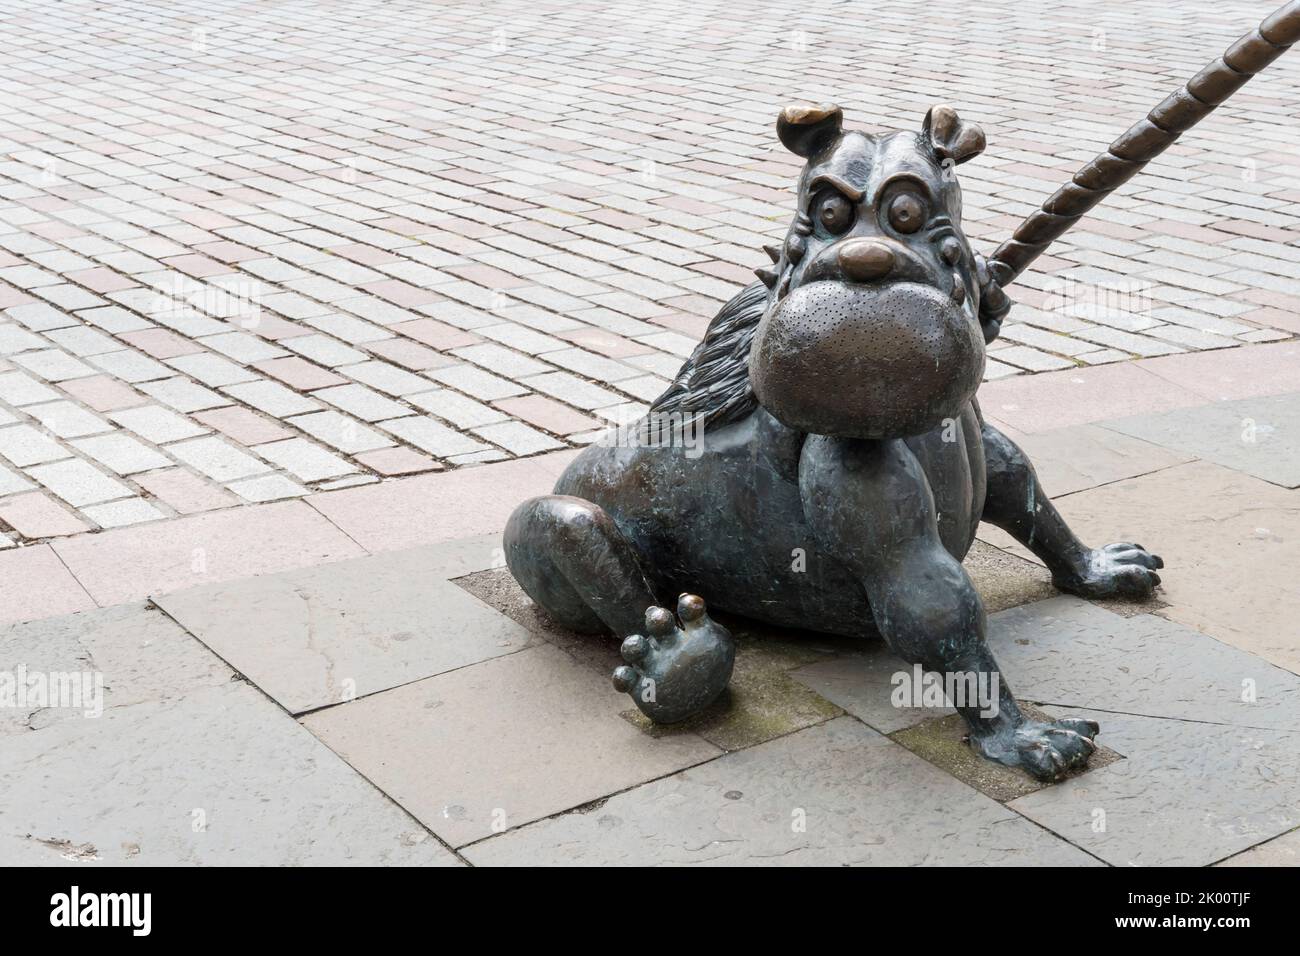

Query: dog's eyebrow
left=807, top=173, right=865, bottom=202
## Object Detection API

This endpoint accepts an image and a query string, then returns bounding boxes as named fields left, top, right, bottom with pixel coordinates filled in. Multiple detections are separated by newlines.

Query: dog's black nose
left=838, top=239, right=895, bottom=282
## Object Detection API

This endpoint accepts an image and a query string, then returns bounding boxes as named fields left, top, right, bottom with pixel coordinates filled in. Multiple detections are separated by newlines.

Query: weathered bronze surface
left=504, top=1, right=1300, bottom=781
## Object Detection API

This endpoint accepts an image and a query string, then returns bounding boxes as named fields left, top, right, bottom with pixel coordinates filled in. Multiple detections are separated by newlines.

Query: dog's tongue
left=748, top=281, right=984, bottom=440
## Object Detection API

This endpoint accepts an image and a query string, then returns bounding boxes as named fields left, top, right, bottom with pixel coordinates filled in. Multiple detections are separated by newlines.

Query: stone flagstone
left=155, top=548, right=533, bottom=714
left=0, top=683, right=457, bottom=866
left=462, top=717, right=1097, bottom=866
left=1103, top=391, right=1300, bottom=488
left=302, top=643, right=722, bottom=847
left=1009, top=709, right=1300, bottom=867
left=0, top=602, right=231, bottom=736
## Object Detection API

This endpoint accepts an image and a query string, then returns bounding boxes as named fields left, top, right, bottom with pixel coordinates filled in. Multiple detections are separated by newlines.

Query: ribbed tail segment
left=987, top=0, right=1300, bottom=288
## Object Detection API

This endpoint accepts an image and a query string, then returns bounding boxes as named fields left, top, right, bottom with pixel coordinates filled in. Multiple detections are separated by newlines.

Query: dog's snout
left=838, top=239, right=895, bottom=282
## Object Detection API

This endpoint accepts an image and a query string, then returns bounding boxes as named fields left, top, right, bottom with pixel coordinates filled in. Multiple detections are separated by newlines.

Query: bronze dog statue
left=505, top=2, right=1300, bottom=780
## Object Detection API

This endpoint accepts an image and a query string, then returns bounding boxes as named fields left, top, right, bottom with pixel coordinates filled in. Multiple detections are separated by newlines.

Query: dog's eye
left=815, top=191, right=855, bottom=235
left=887, top=192, right=926, bottom=234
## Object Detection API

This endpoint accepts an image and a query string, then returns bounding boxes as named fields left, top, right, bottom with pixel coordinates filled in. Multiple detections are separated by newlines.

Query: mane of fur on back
left=647, top=280, right=767, bottom=432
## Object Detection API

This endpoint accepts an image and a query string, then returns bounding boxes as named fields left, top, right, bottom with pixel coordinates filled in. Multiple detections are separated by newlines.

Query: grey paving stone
left=1103, top=391, right=1300, bottom=488
left=0, top=424, right=71, bottom=467
left=304, top=643, right=722, bottom=847
left=1009, top=708, right=1300, bottom=866
left=227, top=473, right=309, bottom=502
left=252, top=437, right=354, bottom=482
left=28, top=458, right=132, bottom=506
left=166, top=436, right=270, bottom=482
left=82, top=498, right=166, bottom=528
left=378, top=415, right=489, bottom=457
left=108, top=405, right=207, bottom=443
left=315, top=383, right=413, bottom=422
left=463, top=717, right=1097, bottom=866
left=0, top=602, right=231, bottom=737
left=138, top=376, right=230, bottom=413
left=222, top=379, right=321, bottom=417
left=71, top=432, right=171, bottom=475
left=25, top=400, right=112, bottom=439
left=288, top=410, right=394, bottom=454
left=0, top=371, right=59, bottom=406
left=0, top=683, right=457, bottom=865
left=155, top=548, right=534, bottom=714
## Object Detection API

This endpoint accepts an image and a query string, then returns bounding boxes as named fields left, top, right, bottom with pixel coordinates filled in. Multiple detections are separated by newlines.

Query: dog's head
left=749, top=104, right=999, bottom=440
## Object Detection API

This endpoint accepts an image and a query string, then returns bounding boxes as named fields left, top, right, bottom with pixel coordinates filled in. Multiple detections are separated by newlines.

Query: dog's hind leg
left=504, top=494, right=734, bottom=723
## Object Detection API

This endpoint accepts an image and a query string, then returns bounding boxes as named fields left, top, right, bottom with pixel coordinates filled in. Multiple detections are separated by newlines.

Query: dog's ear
left=922, top=105, right=985, bottom=166
left=777, top=104, right=843, bottom=158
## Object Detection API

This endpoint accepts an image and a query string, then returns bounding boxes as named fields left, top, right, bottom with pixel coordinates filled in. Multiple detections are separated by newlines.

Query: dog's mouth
left=748, top=279, right=985, bottom=440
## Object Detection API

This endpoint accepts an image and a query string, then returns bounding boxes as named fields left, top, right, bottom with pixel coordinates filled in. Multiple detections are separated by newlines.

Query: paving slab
left=302, top=643, right=722, bottom=847
left=0, top=683, right=457, bottom=866
left=156, top=549, right=533, bottom=714
left=1103, top=391, right=1300, bottom=488
left=1139, top=341, right=1300, bottom=403
left=977, top=362, right=1204, bottom=434
left=1009, top=423, right=1193, bottom=496
left=462, top=717, right=1098, bottom=866
left=0, top=544, right=95, bottom=626
left=794, top=596, right=1300, bottom=736
left=986, top=597, right=1300, bottom=732
left=306, top=448, right=577, bottom=552
left=1009, top=708, right=1300, bottom=867
left=1216, top=827, right=1300, bottom=867
left=50, top=499, right=364, bottom=605
left=1028, top=461, right=1300, bottom=675
left=0, top=602, right=231, bottom=736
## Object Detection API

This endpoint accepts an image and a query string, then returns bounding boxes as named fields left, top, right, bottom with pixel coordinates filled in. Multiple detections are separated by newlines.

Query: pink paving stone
left=365, top=337, right=456, bottom=371
left=0, top=544, right=95, bottom=625
left=162, top=253, right=235, bottom=278
left=252, top=356, right=347, bottom=390
left=65, top=268, right=139, bottom=294
left=0, top=285, right=34, bottom=309
left=309, top=449, right=579, bottom=552
left=194, top=240, right=262, bottom=263
left=238, top=314, right=314, bottom=340
left=1237, top=307, right=1300, bottom=336
left=355, top=447, right=443, bottom=476
left=650, top=313, right=711, bottom=337
left=58, top=374, right=146, bottom=412
left=557, top=327, right=653, bottom=358
left=133, top=467, right=239, bottom=515
left=50, top=499, right=365, bottom=605
left=0, top=492, right=92, bottom=538
left=1136, top=341, right=1300, bottom=402
left=390, top=318, right=482, bottom=350
left=334, top=243, right=402, bottom=266
left=977, top=361, right=1205, bottom=434
left=120, top=328, right=205, bottom=359
left=193, top=406, right=292, bottom=444
left=493, top=395, right=599, bottom=435
left=361, top=279, right=444, bottom=308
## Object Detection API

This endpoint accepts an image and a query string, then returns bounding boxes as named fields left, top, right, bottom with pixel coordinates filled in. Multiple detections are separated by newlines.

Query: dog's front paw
left=972, top=716, right=1099, bottom=781
left=1055, top=542, right=1163, bottom=599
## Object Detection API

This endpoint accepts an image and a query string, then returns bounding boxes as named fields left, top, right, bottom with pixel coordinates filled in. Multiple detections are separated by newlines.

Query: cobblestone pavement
left=0, top=0, right=1296, bottom=542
